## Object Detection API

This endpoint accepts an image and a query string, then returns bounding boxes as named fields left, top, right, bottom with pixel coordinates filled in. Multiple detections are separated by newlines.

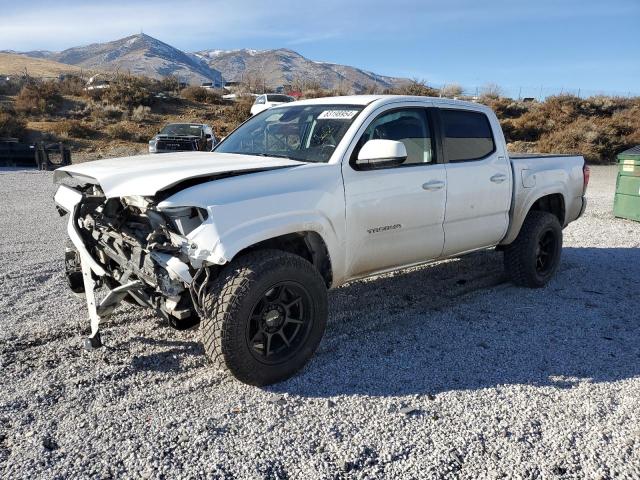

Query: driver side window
left=353, top=109, right=434, bottom=166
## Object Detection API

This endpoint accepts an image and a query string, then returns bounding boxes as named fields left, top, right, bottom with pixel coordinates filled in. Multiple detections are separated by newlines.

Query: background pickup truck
left=53, top=95, right=589, bottom=386
left=148, top=123, right=216, bottom=153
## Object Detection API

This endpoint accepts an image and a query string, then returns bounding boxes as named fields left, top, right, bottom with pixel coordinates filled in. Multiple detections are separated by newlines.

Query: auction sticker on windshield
left=318, top=110, right=359, bottom=120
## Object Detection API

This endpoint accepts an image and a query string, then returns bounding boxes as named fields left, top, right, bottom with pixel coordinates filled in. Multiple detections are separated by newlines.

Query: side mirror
left=356, top=139, right=407, bottom=170
left=205, top=133, right=212, bottom=139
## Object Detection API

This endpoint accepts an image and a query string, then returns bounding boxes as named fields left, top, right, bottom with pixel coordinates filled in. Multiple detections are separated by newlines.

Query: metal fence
left=433, top=83, right=639, bottom=101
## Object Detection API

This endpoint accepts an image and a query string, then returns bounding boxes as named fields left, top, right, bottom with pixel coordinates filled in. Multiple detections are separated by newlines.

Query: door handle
left=490, top=174, right=507, bottom=184
left=422, top=180, right=445, bottom=191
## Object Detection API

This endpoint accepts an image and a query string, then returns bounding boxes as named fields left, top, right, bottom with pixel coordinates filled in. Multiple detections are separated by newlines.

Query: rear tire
left=504, top=211, right=562, bottom=288
left=201, top=249, right=328, bottom=386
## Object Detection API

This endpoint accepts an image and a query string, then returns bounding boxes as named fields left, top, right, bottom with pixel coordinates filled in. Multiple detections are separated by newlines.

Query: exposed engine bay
left=57, top=183, right=211, bottom=343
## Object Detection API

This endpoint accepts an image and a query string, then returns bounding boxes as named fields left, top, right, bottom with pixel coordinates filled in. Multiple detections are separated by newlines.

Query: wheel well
left=530, top=193, right=565, bottom=225
left=236, top=232, right=333, bottom=287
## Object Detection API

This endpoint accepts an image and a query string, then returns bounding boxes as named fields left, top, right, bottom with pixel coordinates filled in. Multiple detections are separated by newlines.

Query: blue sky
left=0, top=0, right=638, bottom=97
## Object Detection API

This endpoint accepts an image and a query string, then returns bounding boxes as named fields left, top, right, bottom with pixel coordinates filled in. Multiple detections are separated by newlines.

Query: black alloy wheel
left=246, top=282, right=313, bottom=364
left=535, top=228, right=559, bottom=276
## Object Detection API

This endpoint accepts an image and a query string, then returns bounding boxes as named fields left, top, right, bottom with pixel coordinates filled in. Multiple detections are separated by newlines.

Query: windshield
left=159, top=124, right=203, bottom=136
left=215, top=104, right=364, bottom=163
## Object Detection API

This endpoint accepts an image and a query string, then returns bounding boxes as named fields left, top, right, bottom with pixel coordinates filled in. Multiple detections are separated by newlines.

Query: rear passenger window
left=355, top=109, right=434, bottom=166
left=441, top=110, right=495, bottom=162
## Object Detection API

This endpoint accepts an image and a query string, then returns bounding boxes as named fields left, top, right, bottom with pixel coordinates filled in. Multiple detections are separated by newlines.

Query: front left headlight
left=148, top=138, right=157, bottom=153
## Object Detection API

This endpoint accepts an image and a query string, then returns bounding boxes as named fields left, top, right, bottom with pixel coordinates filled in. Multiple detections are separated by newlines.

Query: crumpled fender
left=181, top=209, right=339, bottom=273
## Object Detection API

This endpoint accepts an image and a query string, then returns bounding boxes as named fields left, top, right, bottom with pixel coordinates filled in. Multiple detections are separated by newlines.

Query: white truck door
left=342, top=107, right=446, bottom=278
left=439, top=107, right=511, bottom=256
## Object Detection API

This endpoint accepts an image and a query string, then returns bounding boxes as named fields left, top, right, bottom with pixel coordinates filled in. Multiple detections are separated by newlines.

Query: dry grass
left=50, top=119, right=96, bottom=139
left=0, top=53, right=85, bottom=77
left=106, top=121, right=156, bottom=142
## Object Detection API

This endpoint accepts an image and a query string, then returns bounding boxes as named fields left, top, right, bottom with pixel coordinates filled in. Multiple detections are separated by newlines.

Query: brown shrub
left=50, top=119, right=96, bottom=139
left=535, top=107, right=640, bottom=163
left=91, top=103, right=125, bottom=123
left=500, top=95, right=640, bottom=162
left=223, top=95, right=253, bottom=127
left=15, top=81, right=63, bottom=114
left=87, top=75, right=154, bottom=109
left=58, top=75, right=86, bottom=96
left=301, top=88, right=330, bottom=99
left=503, top=109, right=553, bottom=142
left=479, top=97, right=530, bottom=119
left=158, top=75, right=180, bottom=93
left=0, top=77, right=24, bottom=96
left=181, top=86, right=223, bottom=104
left=131, top=105, right=152, bottom=122
left=385, top=79, right=439, bottom=97
left=211, top=118, right=232, bottom=139
left=0, top=111, right=27, bottom=139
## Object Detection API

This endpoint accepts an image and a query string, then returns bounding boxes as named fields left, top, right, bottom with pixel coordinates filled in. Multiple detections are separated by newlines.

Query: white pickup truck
left=53, top=95, right=589, bottom=385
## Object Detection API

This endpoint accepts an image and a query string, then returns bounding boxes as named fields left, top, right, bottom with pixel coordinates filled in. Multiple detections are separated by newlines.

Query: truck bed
left=501, top=152, right=586, bottom=245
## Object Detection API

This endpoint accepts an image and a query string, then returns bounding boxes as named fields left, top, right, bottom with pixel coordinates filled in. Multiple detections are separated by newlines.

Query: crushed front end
left=54, top=183, right=209, bottom=347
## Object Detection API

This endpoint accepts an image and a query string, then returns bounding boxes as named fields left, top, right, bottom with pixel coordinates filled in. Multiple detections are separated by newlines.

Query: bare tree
left=441, top=84, right=463, bottom=98
left=291, top=74, right=322, bottom=93
left=480, top=83, right=503, bottom=99
left=243, top=69, right=267, bottom=93
left=361, top=83, right=382, bottom=95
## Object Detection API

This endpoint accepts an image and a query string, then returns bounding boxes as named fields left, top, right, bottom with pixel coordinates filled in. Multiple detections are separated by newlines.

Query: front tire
left=64, top=240, right=85, bottom=296
left=504, top=211, right=563, bottom=288
left=201, top=250, right=328, bottom=386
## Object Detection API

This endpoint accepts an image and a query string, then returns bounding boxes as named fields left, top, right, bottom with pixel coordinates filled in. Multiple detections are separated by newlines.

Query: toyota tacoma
left=54, top=95, right=589, bottom=385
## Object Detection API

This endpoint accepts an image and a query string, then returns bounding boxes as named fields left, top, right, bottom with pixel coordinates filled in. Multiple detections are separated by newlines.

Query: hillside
left=195, top=48, right=407, bottom=92
left=11, top=34, right=223, bottom=86
left=1, top=69, right=637, bottom=165
left=0, top=53, right=86, bottom=77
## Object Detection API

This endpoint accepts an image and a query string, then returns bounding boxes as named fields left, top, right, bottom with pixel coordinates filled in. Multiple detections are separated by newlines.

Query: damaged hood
left=53, top=151, right=302, bottom=198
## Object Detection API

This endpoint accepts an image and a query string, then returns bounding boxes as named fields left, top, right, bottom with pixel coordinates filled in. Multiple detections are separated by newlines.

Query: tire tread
left=200, top=249, right=327, bottom=385
left=504, top=211, right=562, bottom=288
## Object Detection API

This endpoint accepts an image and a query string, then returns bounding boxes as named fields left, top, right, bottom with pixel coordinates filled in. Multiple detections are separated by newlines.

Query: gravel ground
left=1, top=165, right=639, bottom=479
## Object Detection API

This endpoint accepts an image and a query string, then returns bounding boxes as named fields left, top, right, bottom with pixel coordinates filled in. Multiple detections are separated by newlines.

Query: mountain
left=9, top=34, right=222, bottom=85
left=194, top=48, right=406, bottom=93
left=6, top=35, right=406, bottom=92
